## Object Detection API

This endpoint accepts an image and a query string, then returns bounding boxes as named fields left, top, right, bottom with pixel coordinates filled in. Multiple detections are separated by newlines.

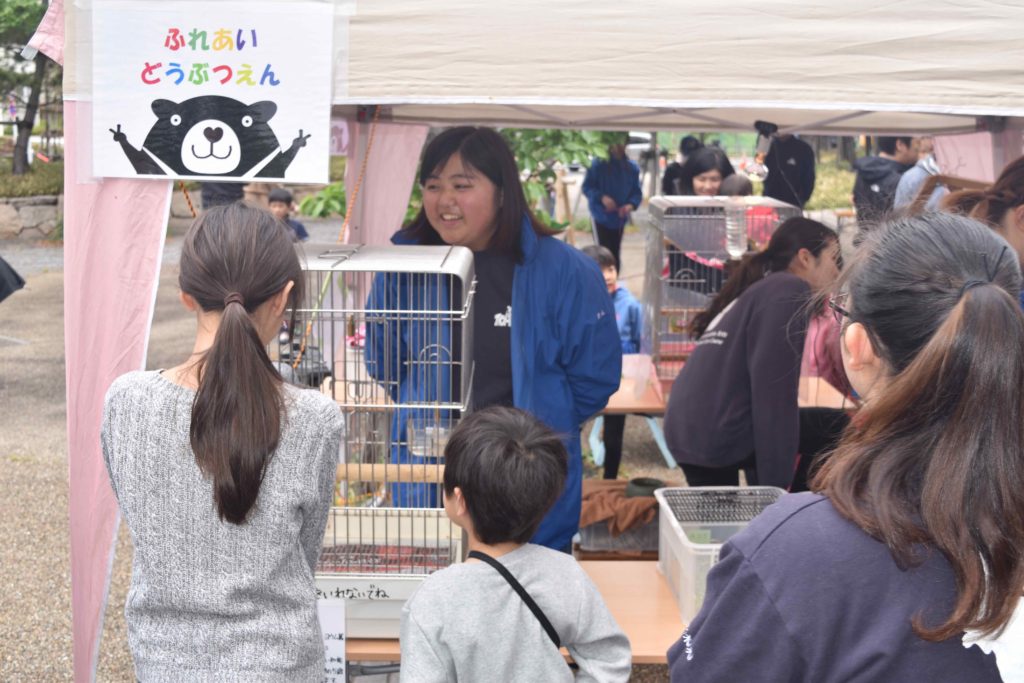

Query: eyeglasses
left=828, top=293, right=852, bottom=324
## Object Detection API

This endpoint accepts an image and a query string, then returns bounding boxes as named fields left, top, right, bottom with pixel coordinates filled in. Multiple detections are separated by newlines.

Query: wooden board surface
left=344, top=559, right=683, bottom=665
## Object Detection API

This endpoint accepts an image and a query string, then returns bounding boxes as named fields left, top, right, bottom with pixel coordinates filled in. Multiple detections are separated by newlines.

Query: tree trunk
left=13, top=52, right=47, bottom=176
left=838, top=136, right=857, bottom=168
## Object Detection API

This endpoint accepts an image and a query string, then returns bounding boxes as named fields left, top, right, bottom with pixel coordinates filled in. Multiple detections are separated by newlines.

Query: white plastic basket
left=655, top=486, right=785, bottom=622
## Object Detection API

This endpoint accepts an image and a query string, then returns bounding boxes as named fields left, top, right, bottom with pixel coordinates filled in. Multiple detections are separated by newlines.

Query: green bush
left=299, top=182, right=345, bottom=218
left=0, top=159, right=63, bottom=197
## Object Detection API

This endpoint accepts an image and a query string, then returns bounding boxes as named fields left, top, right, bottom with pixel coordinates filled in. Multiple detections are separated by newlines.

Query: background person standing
left=762, top=134, right=816, bottom=208
left=582, top=135, right=643, bottom=272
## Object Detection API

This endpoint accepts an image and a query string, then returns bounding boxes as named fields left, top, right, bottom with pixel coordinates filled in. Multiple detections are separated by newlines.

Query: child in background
left=268, top=188, right=310, bottom=242
left=400, top=407, right=631, bottom=683
left=582, top=244, right=641, bottom=479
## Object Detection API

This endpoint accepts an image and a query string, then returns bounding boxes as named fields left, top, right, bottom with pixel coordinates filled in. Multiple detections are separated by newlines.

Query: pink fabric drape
left=934, top=130, right=1024, bottom=184
left=63, top=102, right=172, bottom=681
left=934, top=132, right=999, bottom=183
left=26, top=0, right=64, bottom=63
left=343, top=121, right=428, bottom=245
left=30, top=6, right=172, bottom=679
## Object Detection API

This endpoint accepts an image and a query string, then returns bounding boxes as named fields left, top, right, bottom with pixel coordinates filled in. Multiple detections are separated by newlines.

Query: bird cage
left=281, top=243, right=475, bottom=638
left=643, top=196, right=801, bottom=391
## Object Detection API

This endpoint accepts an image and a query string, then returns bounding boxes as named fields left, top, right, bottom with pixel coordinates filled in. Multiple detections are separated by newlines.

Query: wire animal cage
left=282, top=243, right=475, bottom=637
left=643, top=196, right=801, bottom=390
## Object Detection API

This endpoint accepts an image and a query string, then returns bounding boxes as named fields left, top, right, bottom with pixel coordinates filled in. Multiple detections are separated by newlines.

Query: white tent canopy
left=326, top=0, right=1024, bottom=135
left=64, top=0, right=1024, bottom=135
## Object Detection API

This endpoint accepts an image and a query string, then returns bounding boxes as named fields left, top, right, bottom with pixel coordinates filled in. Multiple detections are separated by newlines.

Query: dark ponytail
left=690, top=217, right=836, bottom=337
left=179, top=203, right=304, bottom=524
left=814, top=213, right=1024, bottom=641
left=941, top=154, right=1024, bottom=228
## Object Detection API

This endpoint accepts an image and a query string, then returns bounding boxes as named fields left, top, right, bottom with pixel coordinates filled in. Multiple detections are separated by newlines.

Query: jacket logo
left=494, top=305, right=511, bottom=328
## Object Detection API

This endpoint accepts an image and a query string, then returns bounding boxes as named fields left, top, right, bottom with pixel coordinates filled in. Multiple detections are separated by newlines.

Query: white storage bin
left=655, top=487, right=784, bottom=622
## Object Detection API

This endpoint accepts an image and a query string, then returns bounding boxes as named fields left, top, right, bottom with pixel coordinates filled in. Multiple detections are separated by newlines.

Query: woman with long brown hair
left=943, top=155, right=1024, bottom=308
left=101, top=203, right=344, bottom=681
left=664, top=217, right=840, bottom=488
left=669, top=213, right=1024, bottom=681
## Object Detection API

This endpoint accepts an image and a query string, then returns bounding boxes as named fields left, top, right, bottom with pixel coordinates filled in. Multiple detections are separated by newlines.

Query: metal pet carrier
left=643, top=196, right=801, bottom=391
left=283, top=243, right=475, bottom=638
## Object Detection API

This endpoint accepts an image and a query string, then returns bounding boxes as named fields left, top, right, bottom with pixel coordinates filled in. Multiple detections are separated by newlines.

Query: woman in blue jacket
left=366, top=127, right=622, bottom=551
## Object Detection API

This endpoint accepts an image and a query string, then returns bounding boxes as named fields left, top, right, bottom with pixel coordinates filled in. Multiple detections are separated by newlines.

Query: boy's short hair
left=581, top=244, right=616, bottom=270
left=443, top=407, right=567, bottom=545
left=875, top=136, right=913, bottom=156
left=720, top=173, right=753, bottom=197
left=268, top=188, right=294, bottom=205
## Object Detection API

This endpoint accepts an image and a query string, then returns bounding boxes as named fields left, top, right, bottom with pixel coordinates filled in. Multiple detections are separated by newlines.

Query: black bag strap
left=468, top=550, right=561, bottom=648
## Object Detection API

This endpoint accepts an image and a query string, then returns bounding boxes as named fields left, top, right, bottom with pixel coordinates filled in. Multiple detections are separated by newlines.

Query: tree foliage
left=1, top=0, right=58, bottom=175
left=501, top=129, right=621, bottom=221
left=0, top=0, right=45, bottom=96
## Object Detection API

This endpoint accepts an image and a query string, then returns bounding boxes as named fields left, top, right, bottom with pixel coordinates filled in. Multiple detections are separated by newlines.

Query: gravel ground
left=0, top=221, right=674, bottom=682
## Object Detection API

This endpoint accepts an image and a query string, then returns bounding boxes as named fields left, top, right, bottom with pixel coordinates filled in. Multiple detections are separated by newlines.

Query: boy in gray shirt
left=399, top=407, right=632, bottom=682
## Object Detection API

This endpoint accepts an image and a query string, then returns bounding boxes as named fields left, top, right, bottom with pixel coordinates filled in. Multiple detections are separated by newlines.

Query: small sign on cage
left=317, top=599, right=346, bottom=682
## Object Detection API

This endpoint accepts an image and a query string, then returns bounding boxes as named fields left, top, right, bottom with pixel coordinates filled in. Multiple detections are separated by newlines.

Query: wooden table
left=578, top=560, right=683, bottom=664
left=344, top=560, right=683, bottom=665
left=603, top=374, right=667, bottom=415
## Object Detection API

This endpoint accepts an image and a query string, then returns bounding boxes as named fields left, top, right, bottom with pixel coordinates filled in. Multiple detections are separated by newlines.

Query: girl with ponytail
left=665, top=217, right=840, bottom=488
left=101, top=203, right=344, bottom=681
left=669, top=213, right=1024, bottom=682
left=943, top=156, right=1024, bottom=303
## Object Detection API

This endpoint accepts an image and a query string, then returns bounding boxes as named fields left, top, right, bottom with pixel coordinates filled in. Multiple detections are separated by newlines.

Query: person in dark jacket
left=366, top=127, right=621, bottom=552
left=664, top=218, right=840, bottom=488
left=851, top=135, right=918, bottom=223
left=582, top=136, right=643, bottom=272
left=762, top=134, right=816, bottom=207
left=661, top=135, right=704, bottom=195
left=669, top=213, right=1024, bottom=682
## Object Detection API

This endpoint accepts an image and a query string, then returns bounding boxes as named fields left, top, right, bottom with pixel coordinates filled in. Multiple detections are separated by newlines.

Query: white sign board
left=318, top=599, right=347, bottom=682
left=91, top=1, right=333, bottom=183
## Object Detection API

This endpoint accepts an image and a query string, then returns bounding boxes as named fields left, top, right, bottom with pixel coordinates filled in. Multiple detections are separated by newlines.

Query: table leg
left=645, top=416, right=677, bottom=469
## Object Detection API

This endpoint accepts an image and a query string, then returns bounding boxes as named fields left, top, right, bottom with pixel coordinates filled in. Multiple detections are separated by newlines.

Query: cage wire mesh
left=280, top=244, right=476, bottom=577
left=643, top=196, right=801, bottom=387
left=659, top=487, right=784, bottom=525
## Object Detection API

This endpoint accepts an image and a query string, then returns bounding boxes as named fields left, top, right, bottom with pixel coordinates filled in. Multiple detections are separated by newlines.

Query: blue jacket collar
left=518, top=214, right=540, bottom=264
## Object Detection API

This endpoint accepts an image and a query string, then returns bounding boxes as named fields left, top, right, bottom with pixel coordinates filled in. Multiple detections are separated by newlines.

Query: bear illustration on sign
left=109, top=95, right=310, bottom=178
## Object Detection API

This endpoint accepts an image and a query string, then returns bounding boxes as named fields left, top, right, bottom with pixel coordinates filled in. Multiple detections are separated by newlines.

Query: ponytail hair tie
left=958, top=279, right=988, bottom=298
left=959, top=245, right=1010, bottom=298
left=224, top=292, right=245, bottom=308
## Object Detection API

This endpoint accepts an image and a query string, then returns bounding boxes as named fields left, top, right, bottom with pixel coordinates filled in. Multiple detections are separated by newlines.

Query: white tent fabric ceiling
left=329, top=0, right=1024, bottom=134
left=63, top=1, right=1024, bottom=133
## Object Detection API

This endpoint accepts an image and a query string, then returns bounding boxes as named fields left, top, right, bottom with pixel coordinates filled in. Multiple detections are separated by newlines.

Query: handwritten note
left=318, top=599, right=346, bottom=683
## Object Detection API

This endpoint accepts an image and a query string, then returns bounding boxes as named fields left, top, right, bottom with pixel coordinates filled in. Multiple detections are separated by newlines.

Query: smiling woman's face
left=692, top=169, right=723, bottom=196
left=422, top=153, right=500, bottom=252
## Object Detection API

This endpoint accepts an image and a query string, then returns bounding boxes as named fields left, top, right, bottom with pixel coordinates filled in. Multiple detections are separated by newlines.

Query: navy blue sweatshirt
left=664, top=272, right=809, bottom=487
left=668, top=493, right=1002, bottom=682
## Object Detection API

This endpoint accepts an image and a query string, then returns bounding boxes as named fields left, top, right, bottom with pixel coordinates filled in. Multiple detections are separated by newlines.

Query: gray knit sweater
left=399, top=543, right=632, bottom=682
left=101, top=371, right=344, bottom=682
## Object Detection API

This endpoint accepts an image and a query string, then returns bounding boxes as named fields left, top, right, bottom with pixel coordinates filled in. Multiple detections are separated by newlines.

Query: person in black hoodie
left=661, top=135, right=704, bottom=195
left=851, top=136, right=918, bottom=223
left=762, top=134, right=816, bottom=208
left=664, top=217, right=840, bottom=488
